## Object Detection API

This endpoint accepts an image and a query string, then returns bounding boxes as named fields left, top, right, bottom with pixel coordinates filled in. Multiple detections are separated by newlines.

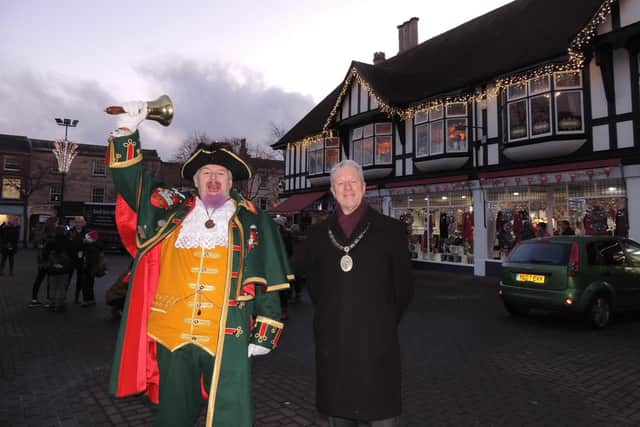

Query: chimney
left=373, top=51, right=386, bottom=65
left=397, top=17, right=419, bottom=53
left=239, top=138, right=249, bottom=159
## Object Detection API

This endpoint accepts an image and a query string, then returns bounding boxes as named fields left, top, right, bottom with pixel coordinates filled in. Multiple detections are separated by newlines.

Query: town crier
left=106, top=101, right=292, bottom=427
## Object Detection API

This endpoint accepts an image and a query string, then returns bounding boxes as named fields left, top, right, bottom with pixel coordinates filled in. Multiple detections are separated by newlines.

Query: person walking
left=0, top=216, right=20, bottom=276
left=28, top=232, right=53, bottom=307
left=28, top=217, right=59, bottom=307
left=295, top=159, right=414, bottom=427
left=80, top=230, right=102, bottom=307
left=44, top=226, right=74, bottom=312
left=106, top=100, right=293, bottom=427
left=67, top=216, right=87, bottom=303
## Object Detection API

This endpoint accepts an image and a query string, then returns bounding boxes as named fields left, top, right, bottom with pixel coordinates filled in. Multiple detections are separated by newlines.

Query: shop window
left=390, top=191, right=474, bottom=265
left=92, top=159, right=106, bottom=176
left=352, top=123, right=393, bottom=166
left=414, top=103, right=467, bottom=157
left=505, top=71, right=583, bottom=142
left=307, top=136, right=340, bottom=175
left=1, top=177, right=21, bottom=199
left=3, top=157, right=21, bottom=172
left=91, top=187, right=105, bottom=203
left=486, top=179, right=627, bottom=260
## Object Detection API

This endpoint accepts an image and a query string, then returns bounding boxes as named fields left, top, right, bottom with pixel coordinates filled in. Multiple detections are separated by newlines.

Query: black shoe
left=81, top=300, right=96, bottom=307
left=28, top=300, right=43, bottom=308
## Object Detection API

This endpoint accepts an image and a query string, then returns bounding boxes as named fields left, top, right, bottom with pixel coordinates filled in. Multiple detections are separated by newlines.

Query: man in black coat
left=296, top=160, right=413, bottom=427
left=0, top=217, right=20, bottom=276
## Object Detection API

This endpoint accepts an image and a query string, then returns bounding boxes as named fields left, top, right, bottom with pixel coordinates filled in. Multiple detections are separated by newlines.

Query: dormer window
left=414, top=102, right=468, bottom=158
left=505, top=71, right=584, bottom=142
left=351, top=123, right=393, bottom=166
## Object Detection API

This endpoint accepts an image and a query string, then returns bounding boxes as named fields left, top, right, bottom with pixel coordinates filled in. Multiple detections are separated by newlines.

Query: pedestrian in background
left=28, top=217, right=60, bottom=307
left=295, top=159, right=413, bottom=427
left=0, top=216, right=20, bottom=276
left=45, top=226, right=74, bottom=312
left=276, top=217, right=294, bottom=320
left=67, top=216, right=87, bottom=303
left=80, top=230, right=103, bottom=307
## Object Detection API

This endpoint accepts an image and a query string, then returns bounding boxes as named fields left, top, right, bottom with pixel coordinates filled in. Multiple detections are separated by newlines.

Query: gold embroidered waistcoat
left=147, top=227, right=228, bottom=356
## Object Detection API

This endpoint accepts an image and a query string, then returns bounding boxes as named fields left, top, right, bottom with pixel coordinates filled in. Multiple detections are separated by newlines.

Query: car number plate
left=516, top=273, right=545, bottom=284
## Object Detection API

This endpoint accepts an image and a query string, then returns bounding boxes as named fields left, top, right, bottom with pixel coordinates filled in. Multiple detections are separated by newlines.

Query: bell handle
left=105, top=106, right=125, bottom=115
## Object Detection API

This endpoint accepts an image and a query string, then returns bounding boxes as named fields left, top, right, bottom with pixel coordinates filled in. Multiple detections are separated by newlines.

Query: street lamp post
left=53, top=118, right=79, bottom=223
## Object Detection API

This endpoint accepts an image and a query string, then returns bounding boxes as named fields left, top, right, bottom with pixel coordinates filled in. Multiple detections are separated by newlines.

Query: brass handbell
left=105, top=94, right=174, bottom=127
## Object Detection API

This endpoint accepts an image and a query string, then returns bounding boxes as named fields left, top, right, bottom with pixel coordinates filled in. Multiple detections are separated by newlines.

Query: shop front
left=384, top=178, right=474, bottom=270
left=480, top=160, right=629, bottom=275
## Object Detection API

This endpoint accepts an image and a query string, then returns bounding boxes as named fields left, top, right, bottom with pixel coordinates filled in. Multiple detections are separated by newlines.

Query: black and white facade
left=272, top=0, right=640, bottom=276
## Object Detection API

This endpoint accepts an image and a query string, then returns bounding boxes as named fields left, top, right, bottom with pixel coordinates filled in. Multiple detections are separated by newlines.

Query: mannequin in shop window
left=614, top=208, right=628, bottom=237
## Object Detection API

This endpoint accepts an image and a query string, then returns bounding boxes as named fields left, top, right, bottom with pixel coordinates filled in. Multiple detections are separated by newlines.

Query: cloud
left=0, top=57, right=314, bottom=161
left=136, top=58, right=315, bottom=159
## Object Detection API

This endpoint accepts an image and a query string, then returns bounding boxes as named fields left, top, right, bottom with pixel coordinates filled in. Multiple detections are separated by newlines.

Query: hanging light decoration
left=317, top=0, right=614, bottom=136
left=52, top=139, right=79, bottom=173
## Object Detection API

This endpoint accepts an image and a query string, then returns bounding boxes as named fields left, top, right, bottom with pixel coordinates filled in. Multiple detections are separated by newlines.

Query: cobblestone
left=2, top=251, right=640, bottom=426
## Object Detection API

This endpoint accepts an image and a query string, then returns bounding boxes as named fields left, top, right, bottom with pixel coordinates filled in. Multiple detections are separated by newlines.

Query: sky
left=0, top=0, right=513, bottom=161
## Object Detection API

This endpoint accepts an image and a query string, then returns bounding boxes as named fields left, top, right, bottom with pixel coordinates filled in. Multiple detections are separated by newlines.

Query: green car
left=498, top=236, right=640, bottom=328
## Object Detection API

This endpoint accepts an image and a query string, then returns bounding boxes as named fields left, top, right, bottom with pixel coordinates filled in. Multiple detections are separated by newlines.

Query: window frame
left=504, top=70, right=584, bottom=142
left=307, top=136, right=341, bottom=176
left=92, top=159, right=106, bottom=177
left=351, top=122, right=393, bottom=166
left=3, top=157, right=21, bottom=172
left=414, top=102, right=468, bottom=157
left=50, top=183, right=62, bottom=202
left=1, top=177, right=21, bottom=199
left=555, top=90, right=585, bottom=135
left=91, top=186, right=105, bottom=203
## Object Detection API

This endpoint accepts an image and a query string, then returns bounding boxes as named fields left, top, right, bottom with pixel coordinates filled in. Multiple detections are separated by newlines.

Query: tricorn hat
left=181, top=143, right=252, bottom=181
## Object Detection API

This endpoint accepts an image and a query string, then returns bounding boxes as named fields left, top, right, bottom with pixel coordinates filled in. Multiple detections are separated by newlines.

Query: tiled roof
left=30, top=138, right=160, bottom=159
left=363, top=0, right=604, bottom=105
left=0, top=134, right=30, bottom=153
left=277, top=0, right=605, bottom=144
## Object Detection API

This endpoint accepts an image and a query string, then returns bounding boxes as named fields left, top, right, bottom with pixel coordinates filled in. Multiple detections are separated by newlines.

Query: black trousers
left=31, top=266, right=48, bottom=300
left=0, top=250, right=15, bottom=274
left=82, top=271, right=95, bottom=302
left=68, top=263, right=84, bottom=302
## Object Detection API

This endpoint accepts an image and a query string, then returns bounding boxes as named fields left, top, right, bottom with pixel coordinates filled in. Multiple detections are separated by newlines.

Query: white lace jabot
left=174, top=198, right=236, bottom=249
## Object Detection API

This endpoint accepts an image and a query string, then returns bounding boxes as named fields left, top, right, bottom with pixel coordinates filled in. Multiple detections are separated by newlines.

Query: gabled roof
left=372, top=0, right=605, bottom=105
left=278, top=0, right=609, bottom=145
left=0, top=134, right=31, bottom=153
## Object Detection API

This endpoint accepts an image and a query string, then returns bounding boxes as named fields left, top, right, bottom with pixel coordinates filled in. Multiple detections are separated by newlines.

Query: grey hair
left=330, top=159, right=364, bottom=186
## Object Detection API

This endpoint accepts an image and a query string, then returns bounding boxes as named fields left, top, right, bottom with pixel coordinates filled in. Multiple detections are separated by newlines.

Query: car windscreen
left=507, top=242, right=572, bottom=265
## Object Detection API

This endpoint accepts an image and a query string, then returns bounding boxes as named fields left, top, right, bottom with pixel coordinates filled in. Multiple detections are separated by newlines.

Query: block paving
left=1, top=250, right=640, bottom=426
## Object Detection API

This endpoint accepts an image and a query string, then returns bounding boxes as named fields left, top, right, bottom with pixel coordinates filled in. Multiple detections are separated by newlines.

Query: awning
left=269, top=191, right=327, bottom=215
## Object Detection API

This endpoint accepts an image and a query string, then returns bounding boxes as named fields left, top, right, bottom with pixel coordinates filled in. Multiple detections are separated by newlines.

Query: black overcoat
left=297, top=207, right=413, bottom=421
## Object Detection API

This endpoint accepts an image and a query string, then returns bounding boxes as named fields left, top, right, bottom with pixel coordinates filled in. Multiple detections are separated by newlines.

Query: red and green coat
left=106, top=131, right=292, bottom=427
